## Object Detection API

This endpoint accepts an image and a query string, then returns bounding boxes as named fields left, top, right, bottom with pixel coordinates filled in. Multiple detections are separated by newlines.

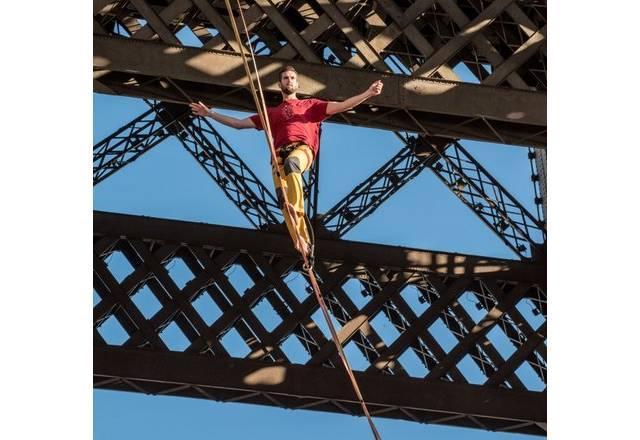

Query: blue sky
left=94, top=92, right=544, bottom=440
left=8, top=3, right=640, bottom=440
left=93, top=94, right=539, bottom=259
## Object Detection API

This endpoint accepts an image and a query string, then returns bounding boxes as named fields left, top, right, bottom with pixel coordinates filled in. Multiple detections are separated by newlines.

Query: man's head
left=278, top=66, right=298, bottom=96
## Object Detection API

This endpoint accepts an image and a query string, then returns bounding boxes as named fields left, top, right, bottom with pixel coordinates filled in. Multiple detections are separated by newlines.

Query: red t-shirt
left=250, top=98, right=328, bottom=156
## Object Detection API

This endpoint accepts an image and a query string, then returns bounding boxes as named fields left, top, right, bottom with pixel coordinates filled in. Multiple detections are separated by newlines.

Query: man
left=190, top=66, right=383, bottom=257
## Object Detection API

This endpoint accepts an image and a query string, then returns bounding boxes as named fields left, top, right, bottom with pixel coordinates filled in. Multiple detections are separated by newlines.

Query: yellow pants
left=272, top=144, right=313, bottom=248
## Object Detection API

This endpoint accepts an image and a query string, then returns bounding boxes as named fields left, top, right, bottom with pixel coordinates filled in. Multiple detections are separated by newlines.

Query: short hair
left=278, top=65, right=297, bottom=80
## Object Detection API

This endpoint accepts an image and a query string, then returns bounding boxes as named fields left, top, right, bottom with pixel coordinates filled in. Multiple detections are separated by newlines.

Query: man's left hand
left=368, top=80, right=383, bottom=97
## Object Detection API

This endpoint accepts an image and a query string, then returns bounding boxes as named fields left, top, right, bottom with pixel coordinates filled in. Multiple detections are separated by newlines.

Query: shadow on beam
left=94, top=211, right=544, bottom=283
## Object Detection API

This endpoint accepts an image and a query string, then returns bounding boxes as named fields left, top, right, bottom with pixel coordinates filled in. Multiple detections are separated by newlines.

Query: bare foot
left=290, top=233, right=309, bottom=256
left=298, top=239, right=310, bottom=258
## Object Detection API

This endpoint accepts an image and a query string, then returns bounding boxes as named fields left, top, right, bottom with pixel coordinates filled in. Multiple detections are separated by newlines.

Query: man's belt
left=277, top=141, right=305, bottom=160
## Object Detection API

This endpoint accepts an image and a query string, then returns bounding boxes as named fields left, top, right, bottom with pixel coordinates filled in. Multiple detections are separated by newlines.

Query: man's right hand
left=190, top=101, right=211, bottom=117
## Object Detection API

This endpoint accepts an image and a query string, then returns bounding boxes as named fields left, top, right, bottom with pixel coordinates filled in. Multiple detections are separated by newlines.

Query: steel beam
left=94, top=31, right=546, bottom=127
left=128, top=0, right=181, bottom=45
left=239, top=254, right=341, bottom=367
left=253, top=0, right=321, bottom=62
left=275, top=0, right=361, bottom=61
left=321, top=136, right=443, bottom=236
left=436, top=0, right=528, bottom=90
left=483, top=25, right=547, bottom=87
left=191, top=0, right=242, bottom=52
left=307, top=271, right=411, bottom=365
left=532, top=148, right=547, bottom=221
left=425, top=283, right=531, bottom=380
left=312, top=263, right=407, bottom=375
left=472, top=280, right=547, bottom=384
left=420, top=277, right=526, bottom=390
left=95, top=346, right=546, bottom=433
left=93, top=0, right=545, bottom=90
left=95, top=75, right=546, bottom=148
left=320, top=133, right=545, bottom=260
left=361, top=269, right=467, bottom=382
left=485, top=322, right=546, bottom=387
left=426, top=138, right=546, bottom=259
left=93, top=100, right=281, bottom=228
left=371, top=0, right=458, bottom=80
left=165, top=106, right=283, bottom=229
left=93, top=35, right=546, bottom=147
left=94, top=211, right=544, bottom=283
left=314, top=0, right=389, bottom=71
left=93, top=102, right=183, bottom=184
left=414, top=0, right=514, bottom=78
left=94, top=211, right=546, bottom=434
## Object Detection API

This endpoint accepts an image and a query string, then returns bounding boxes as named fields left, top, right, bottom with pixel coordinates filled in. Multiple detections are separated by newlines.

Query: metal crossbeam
left=191, top=0, right=243, bottom=51
left=321, top=135, right=443, bottom=236
left=425, top=283, right=531, bottom=381
left=413, top=0, right=514, bottom=78
left=308, top=263, right=407, bottom=375
left=93, top=35, right=546, bottom=147
left=472, top=280, right=547, bottom=385
left=94, top=211, right=546, bottom=435
left=421, top=277, right=527, bottom=390
left=371, top=0, right=458, bottom=79
left=93, top=100, right=282, bottom=229
left=93, top=102, right=182, bottom=184
left=94, top=211, right=544, bottom=282
left=319, top=133, right=544, bottom=262
left=361, top=269, right=466, bottom=382
left=484, top=25, right=547, bottom=87
left=529, top=148, right=547, bottom=221
left=425, top=137, right=546, bottom=259
left=437, top=0, right=528, bottom=89
left=95, top=346, right=545, bottom=434
left=92, top=1, right=548, bottom=433
left=94, top=101, right=544, bottom=263
left=167, top=107, right=283, bottom=228
left=128, top=0, right=182, bottom=44
left=238, top=254, right=338, bottom=366
left=93, top=0, right=546, bottom=89
left=94, top=98, right=324, bottom=230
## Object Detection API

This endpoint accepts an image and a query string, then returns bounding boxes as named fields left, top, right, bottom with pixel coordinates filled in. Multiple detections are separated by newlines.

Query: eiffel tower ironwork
left=93, top=0, right=547, bottom=436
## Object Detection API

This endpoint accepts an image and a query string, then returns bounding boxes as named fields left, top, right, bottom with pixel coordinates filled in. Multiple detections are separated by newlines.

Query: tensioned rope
left=221, top=1, right=382, bottom=438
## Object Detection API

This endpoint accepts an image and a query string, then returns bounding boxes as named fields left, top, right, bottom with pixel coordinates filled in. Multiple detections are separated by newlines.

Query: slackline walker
left=187, top=1, right=384, bottom=438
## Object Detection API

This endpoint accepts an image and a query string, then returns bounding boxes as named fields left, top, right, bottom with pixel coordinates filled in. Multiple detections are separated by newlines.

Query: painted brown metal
left=93, top=1, right=547, bottom=434
left=93, top=36, right=544, bottom=125
left=93, top=211, right=546, bottom=435
left=94, top=211, right=544, bottom=282
left=93, top=36, right=546, bottom=146
left=94, top=346, right=546, bottom=432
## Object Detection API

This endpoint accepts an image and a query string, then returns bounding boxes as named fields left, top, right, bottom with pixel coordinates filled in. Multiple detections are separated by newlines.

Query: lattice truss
left=94, top=103, right=546, bottom=260
left=94, top=212, right=546, bottom=435
left=94, top=0, right=546, bottom=87
left=93, top=0, right=547, bottom=147
left=93, top=0, right=547, bottom=259
left=92, top=1, right=547, bottom=434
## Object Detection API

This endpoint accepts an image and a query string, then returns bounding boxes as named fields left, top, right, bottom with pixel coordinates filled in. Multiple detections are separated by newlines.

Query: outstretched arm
left=325, top=80, right=383, bottom=116
left=190, top=101, right=256, bottom=129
